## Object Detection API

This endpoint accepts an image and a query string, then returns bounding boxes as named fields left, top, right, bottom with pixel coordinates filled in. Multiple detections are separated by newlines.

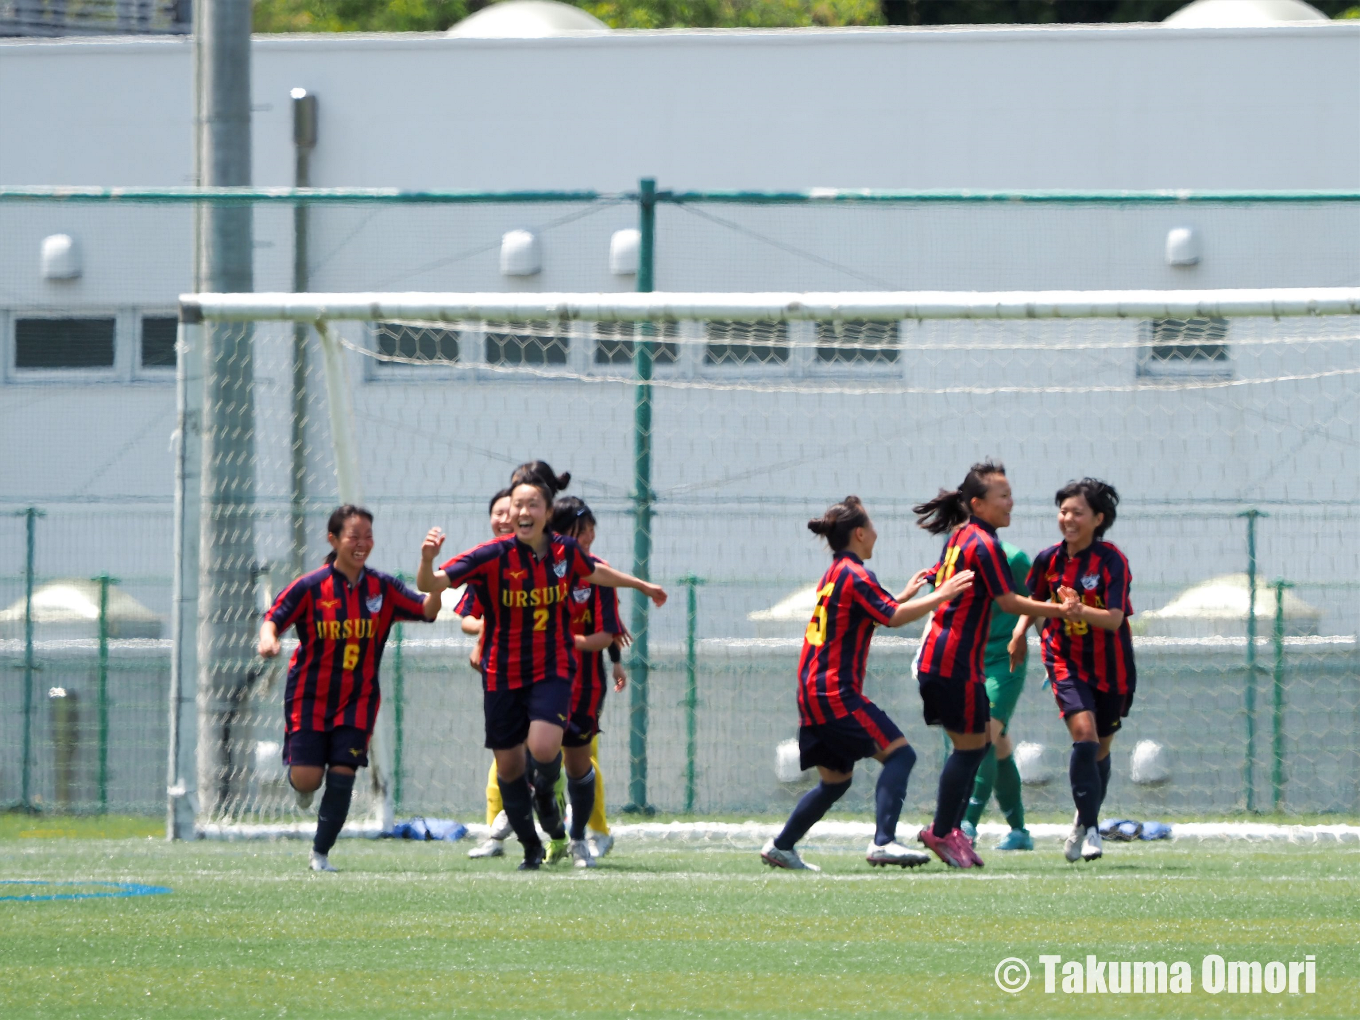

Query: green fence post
left=625, top=177, right=656, bottom=815
left=1270, top=580, right=1292, bottom=813
left=392, top=573, right=407, bottom=813
left=1238, top=508, right=1265, bottom=812
left=95, top=574, right=113, bottom=814
left=681, top=575, right=703, bottom=815
left=20, top=507, right=43, bottom=813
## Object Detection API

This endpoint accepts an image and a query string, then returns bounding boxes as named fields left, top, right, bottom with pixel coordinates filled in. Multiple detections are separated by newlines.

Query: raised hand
left=421, top=526, right=445, bottom=563
left=643, top=583, right=667, bottom=608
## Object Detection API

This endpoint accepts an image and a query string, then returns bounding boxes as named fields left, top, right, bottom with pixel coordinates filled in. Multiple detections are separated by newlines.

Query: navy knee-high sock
left=312, top=770, right=355, bottom=856
left=497, top=773, right=541, bottom=851
left=933, top=746, right=988, bottom=838
left=874, top=745, right=917, bottom=846
left=567, top=767, right=596, bottom=841
left=530, top=752, right=565, bottom=839
left=1096, top=754, right=1112, bottom=812
left=1070, top=741, right=1101, bottom=829
left=774, top=778, right=852, bottom=851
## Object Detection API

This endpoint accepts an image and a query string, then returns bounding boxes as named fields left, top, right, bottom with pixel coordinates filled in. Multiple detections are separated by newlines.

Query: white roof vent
left=447, top=1, right=610, bottom=38
left=1163, top=0, right=1328, bottom=27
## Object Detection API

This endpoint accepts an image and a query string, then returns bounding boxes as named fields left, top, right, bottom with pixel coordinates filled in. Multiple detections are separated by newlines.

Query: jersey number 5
left=805, top=583, right=836, bottom=647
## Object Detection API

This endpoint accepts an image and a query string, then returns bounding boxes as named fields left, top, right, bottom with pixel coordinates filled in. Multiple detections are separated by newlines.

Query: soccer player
left=417, top=474, right=666, bottom=870
left=1008, top=478, right=1134, bottom=864
left=913, top=462, right=1077, bottom=869
left=760, top=496, right=976, bottom=872
left=258, top=505, right=441, bottom=872
left=960, top=537, right=1035, bottom=851
left=551, top=495, right=628, bottom=867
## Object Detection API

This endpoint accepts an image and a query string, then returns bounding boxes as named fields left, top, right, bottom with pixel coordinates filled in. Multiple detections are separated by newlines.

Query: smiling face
left=969, top=473, right=1014, bottom=529
left=1058, top=493, right=1103, bottom=552
left=574, top=519, right=596, bottom=555
left=510, top=483, right=550, bottom=548
left=489, top=495, right=514, bottom=537
left=327, top=514, right=374, bottom=576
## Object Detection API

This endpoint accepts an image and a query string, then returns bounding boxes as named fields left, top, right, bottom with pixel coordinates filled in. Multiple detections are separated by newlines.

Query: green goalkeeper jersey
left=984, top=540, right=1031, bottom=670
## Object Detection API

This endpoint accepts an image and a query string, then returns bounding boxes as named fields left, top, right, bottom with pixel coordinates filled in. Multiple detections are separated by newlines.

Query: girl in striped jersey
left=418, top=471, right=666, bottom=870
left=913, top=462, right=1078, bottom=869
left=259, top=505, right=442, bottom=872
left=761, top=497, right=976, bottom=872
left=1008, top=478, right=1135, bottom=864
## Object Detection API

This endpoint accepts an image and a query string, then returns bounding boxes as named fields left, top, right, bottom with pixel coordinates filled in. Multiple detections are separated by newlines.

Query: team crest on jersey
left=1080, top=573, right=1100, bottom=590
left=572, top=586, right=591, bottom=604
left=365, top=594, right=383, bottom=613
left=553, top=560, right=568, bottom=579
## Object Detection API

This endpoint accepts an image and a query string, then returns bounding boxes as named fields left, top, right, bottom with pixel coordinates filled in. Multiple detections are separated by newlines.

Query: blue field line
left=0, top=880, right=171, bottom=903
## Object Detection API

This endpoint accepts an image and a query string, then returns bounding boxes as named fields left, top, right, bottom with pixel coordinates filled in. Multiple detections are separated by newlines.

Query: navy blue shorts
left=1052, top=677, right=1132, bottom=738
left=283, top=726, right=370, bottom=769
left=918, top=671, right=991, bottom=735
left=562, top=678, right=606, bottom=749
left=483, top=677, right=572, bottom=750
left=798, top=698, right=903, bottom=774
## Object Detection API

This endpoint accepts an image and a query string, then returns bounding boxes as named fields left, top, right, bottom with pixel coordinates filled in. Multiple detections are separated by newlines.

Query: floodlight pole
left=624, top=178, right=657, bottom=815
left=289, top=88, right=316, bottom=578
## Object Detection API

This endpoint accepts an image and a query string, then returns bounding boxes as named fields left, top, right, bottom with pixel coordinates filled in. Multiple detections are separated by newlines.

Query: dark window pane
left=486, top=321, right=568, bottom=366
left=15, top=318, right=116, bottom=369
left=141, top=316, right=178, bottom=368
left=704, top=321, right=789, bottom=366
left=816, top=321, right=899, bottom=364
left=593, top=321, right=679, bottom=365
left=376, top=322, right=460, bottom=365
left=1138, top=318, right=1230, bottom=377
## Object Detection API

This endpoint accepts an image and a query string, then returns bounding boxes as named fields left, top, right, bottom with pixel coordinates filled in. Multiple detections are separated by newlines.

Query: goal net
left=181, top=287, right=1360, bottom=835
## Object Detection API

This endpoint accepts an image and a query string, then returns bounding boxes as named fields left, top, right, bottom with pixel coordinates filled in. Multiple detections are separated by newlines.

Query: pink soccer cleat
left=918, top=827, right=967, bottom=868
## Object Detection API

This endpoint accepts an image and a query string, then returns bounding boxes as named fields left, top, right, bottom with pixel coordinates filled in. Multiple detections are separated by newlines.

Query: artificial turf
left=1, top=826, right=1356, bottom=1019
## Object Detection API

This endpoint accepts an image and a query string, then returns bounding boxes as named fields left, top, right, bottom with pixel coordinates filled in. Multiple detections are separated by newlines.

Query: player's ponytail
left=324, top=504, right=374, bottom=565
left=511, top=460, right=571, bottom=497
left=807, top=496, right=870, bottom=553
left=914, top=460, right=1006, bottom=536
left=551, top=496, right=595, bottom=537
left=1055, top=477, right=1119, bottom=538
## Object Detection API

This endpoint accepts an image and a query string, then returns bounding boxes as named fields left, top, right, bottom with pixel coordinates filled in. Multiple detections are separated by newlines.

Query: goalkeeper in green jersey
left=960, top=539, right=1034, bottom=851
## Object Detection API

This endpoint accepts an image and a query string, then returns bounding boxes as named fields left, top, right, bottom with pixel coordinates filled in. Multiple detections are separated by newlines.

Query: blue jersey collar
left=968, top=515, right=999, bottom=536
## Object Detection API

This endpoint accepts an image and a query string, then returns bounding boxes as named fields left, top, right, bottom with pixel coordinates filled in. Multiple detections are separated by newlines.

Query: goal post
left=175, top=287, right=1360, bottom=836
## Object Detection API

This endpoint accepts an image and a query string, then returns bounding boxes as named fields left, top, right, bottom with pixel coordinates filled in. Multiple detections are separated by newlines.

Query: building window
left=141, top=316, right=179, bottom=369
left=816, top=321, right=899, bottom=365
left=704, top=321, right=789, bottom=366
left=15, top=317, right=116, bottom=369
left=1137, top=317, right=1231, bottom=378
left=375, top=322, right=460, bottom=366
left=593, top=321, right=679, bottom=366
left=485, top=322, right=568, bottom=366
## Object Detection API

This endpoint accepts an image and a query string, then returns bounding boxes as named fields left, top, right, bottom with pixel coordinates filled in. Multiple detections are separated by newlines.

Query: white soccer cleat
left=760, top=838, right=821, bottom=872
left=588, top=831, right=614, bottom=858
left=569, top=838, right=597, bottom=869
left=308, top=850, right=337, bottom=873
left=488, top=810, right=514, bottom=841
left=1064, top=822, right=1085, bottom=863
left=865, top=840, right=931, bottom=868
left=1081, top=826, right=1103, bottom=861
left=467, top=838, right=505, bottom=859
left=293, top=786, right=314, bottom=811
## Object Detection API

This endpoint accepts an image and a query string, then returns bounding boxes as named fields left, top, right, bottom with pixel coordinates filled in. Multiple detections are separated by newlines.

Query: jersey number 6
left=805, top=583, right=836, bottom=647
left=342, top=643, right=360, bottom=670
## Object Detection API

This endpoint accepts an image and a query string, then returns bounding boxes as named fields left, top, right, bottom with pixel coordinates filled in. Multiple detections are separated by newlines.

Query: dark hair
left=807, top=495, right=870, bottom=553
left=510, top=461, right=570, bottom=497
left=487, top=486, right=512, bottom=515
left=551, top=496, right=596, bottom=537
left=325, top=504, right=373, bottom=565
left=1055, top=477, right=1119, bottom=539
left=913, top=461, right=1007, bottom=536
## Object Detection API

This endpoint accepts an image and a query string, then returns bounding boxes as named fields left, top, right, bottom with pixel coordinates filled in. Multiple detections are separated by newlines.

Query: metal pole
left=625, top=177, right=656, bottom=815
left=21, top=507, right=42, bottom=812
left=392, top=574, right=406, bottom=813
left=1239, top=508, right=1264, bottom=812
left=682, top=574, right=701, bottom=815
left=96, top=574, right=111, bottom=814
left=1271, top=580, right=1291, bottom=813
left=290, top=88, right=317, bottom=578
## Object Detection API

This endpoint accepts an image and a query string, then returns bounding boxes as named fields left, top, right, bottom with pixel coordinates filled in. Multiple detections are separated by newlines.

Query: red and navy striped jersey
left=918, top=517, right=1016, bottom=682
left=439, top=533, right=595, bottom=691
left=266, top=566, right=430, bottom=735
left=1027, top=540, right=1136, bottom=694
left=454, top=586, right=483, bottom=619
left=797, top=552, right=899, bottom=726
left=568, top=554, right=623, bottom=696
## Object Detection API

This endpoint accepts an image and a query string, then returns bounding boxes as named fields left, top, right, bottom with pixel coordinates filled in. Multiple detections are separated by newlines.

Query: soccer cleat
left=293, top=785, right=314, bottom=812
left=588, top=831, right=614, bottom=858
left=466, top=838, right=505, bottom=859
left=545, top=836, right=569, bottom=865
left=487, top=810, right=514, bottom=842
left=1064, top=822, right=1085, bottom=862
left=949, top=828, right=984, bottom=868
left=1081, top=826, right=1103, bottom=861
left=760, top=838, right=821, bottom=872
left=959, top=819, right=978, bottom=845
left=308, top=850, right=337, bottom=873
left=569, top=838, right=597, bottom=869
left=865, top=840, right=931, bottom=868
left=517, top=844, right=546, bottom=871
left=918, top=827, right=966, bottom=868
left=994, top=828, right=1034, bottom=851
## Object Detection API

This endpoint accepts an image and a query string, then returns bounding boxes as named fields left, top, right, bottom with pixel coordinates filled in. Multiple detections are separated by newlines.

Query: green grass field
left=2, top=820, right=1357, bottom=1019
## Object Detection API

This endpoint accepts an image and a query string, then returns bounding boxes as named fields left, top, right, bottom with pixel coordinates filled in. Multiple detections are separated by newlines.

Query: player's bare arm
left=416, top=526, right=448, bottom=592
left=584, top=561, right=667, bottom=607
left=887, top=568, right=975, bottom=627
left=258, top=620, right=281, bottom=659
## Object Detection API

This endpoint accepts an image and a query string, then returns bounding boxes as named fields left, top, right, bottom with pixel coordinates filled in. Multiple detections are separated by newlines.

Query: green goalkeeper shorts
left=983, top=660, right=1026, bottom=732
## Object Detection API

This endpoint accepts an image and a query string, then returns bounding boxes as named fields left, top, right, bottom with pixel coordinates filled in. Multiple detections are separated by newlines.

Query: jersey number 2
left=805, top=583, right=836, bottom=647
left=533, top=609, right=549, bottom=632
